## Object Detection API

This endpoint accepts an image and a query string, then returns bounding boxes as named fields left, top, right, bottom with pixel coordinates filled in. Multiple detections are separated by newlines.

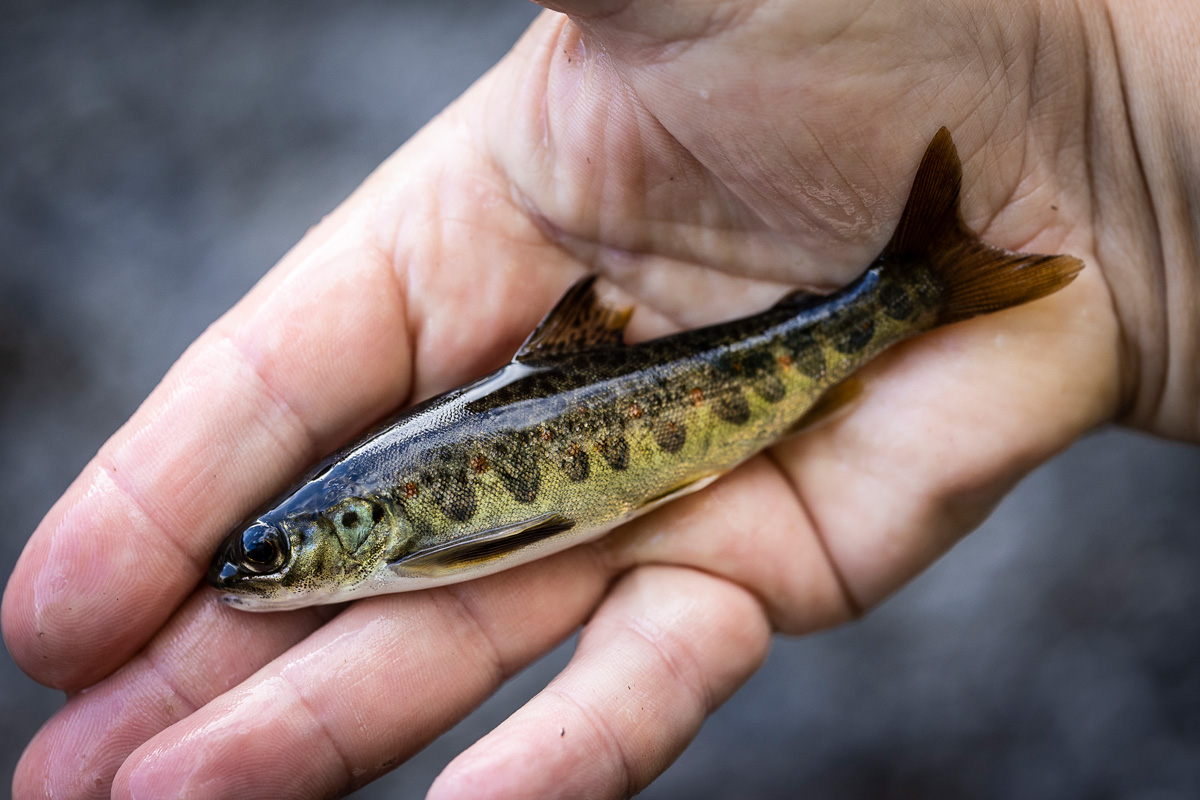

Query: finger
left=599, top=453, right=859, bottom=634
left=428, top=566, right=770, bottom=800
left=109, top=547, right=609, bottom=800
left=13, top=592, right=329, bottom=800
left=534, top=0, right=779, bottom=47
left=1, top=187, right=413, bottom=691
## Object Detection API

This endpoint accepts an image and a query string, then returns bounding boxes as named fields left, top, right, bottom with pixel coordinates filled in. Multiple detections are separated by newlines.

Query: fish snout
left=207, top=533, right=245, bottom=589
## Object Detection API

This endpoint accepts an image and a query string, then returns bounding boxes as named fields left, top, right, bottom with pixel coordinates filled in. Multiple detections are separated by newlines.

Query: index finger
left=1, top=191, right=414, bottom=690
left=0, top=103, right=571, bottom=691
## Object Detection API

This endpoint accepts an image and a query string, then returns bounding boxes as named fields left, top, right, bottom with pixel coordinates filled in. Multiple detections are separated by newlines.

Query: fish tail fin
left=883, top=127, right=1083, bottom=325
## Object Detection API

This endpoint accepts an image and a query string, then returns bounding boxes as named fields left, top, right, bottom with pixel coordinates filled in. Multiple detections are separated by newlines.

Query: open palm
left=8, top=1, right=1184, bottom=797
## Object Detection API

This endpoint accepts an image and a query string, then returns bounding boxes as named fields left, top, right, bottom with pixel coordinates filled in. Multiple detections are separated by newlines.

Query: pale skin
left=4, top=0, right=1198, bottom=797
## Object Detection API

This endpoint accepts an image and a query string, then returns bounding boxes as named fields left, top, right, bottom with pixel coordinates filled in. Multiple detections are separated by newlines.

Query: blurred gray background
left=2, top=2, right=1199, bottom=798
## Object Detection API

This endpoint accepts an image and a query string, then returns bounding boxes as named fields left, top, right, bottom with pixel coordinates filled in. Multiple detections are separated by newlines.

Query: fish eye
left=239, top=523, right=288, bottom=574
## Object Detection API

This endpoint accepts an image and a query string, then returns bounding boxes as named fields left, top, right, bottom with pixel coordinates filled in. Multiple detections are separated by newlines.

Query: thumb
left=531, top=0, right=742, bottom=45
left=534, top=0, right=629, bottom=16
left=531, top=0, right=883, bottom=51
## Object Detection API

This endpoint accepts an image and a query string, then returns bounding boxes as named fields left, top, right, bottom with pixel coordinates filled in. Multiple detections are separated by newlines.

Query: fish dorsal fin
left=388, top=513, right=575, bottom=578
left=881, top=127, right=1083, bottom=324
left=514, top=276, right=632, bottom=363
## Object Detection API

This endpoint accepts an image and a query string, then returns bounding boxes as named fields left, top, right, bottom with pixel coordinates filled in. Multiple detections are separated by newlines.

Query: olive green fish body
left=209, top=128, right=1082, bottom=610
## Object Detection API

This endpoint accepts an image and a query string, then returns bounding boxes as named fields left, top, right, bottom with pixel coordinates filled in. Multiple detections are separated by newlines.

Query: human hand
left=5, top=1, right=1196, bottom=797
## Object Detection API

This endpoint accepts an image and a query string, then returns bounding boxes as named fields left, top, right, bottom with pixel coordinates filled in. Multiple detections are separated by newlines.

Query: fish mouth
left=213, top=591, right=281, bottom=612
left=207, top=536, right=291, bottom=610
left=212, top=588, right=330, bottom=612
left=206, top=532, right=244, bottom=589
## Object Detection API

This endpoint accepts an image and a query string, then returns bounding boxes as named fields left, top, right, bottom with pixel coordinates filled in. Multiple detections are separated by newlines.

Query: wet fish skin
left=209, top=128, right=1082, bottom=610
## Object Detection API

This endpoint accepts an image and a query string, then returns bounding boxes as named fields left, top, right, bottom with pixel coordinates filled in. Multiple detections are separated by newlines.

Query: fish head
left=208, top=494, right=401, bottom=610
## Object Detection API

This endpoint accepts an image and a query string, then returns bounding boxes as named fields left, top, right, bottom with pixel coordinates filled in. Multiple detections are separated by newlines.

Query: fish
left=208, top=127, right=1083, bottom=610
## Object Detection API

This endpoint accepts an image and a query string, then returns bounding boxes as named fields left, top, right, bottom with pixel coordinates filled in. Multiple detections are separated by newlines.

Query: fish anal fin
left=784, top=378, right=863, bottom=437
left=389, top=513, right=575, bottom=577
left=515, top=276, right=633, bottom=362
left=883, top=127, right=1083, bottom=325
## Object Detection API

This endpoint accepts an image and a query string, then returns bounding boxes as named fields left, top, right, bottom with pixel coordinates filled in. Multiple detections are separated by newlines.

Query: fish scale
left=209, top=128, right=1083, bottom=610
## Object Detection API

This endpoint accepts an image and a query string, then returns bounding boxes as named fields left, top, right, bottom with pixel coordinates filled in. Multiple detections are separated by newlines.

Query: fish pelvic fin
left=515, top=275, right=632, bottom=363
left=883, top=127, right=1083, bottom=325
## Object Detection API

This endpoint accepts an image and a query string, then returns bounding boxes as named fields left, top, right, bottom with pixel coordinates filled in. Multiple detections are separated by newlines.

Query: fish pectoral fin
left=514, top=275, right=632, bottom=363
left=784, top=377, right=864, bottom=437
left=388, top=513, right=576, bottom=577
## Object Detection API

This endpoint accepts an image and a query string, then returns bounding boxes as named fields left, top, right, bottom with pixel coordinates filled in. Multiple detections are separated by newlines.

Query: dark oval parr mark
left=783, top=328, right=826, bottom=379
left=829, top=310, right=876, bottom=354
left=879, top=280, right=915, bottom=321
left=752, top=374, right=786, bottom=403
left=560, top=443, right=590, bottom=482
left=714, top=390, right=751, bottom=425
left=652, top=419, right=687, bottom=453
left=432, top=470, right=477, bottom=523
left=595, top=434, right=630, bottom=470
left=497, top=453, right=540, bottom=504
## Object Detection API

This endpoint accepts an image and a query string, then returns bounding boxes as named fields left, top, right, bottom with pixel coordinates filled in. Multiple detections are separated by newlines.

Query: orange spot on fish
left=540, top=427, right=555, bottom=442
left=405, top=482, right=419, bottom=498
left=777, top=354, right=793, bottom=369
left=690, top=388, right=705, bottom=406
left=627, top=404, right=643, bottom=419
left=471, top=455, right=490, bottom=474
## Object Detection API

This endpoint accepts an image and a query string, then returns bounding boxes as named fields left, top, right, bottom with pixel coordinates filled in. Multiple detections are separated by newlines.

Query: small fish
left=209, top=128, right=1082, bottom=610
